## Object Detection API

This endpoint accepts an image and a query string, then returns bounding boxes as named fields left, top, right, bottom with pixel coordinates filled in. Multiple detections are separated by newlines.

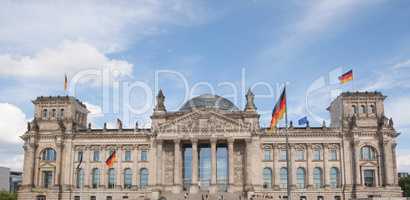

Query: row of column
left=156, top=138, right=236, bottom=193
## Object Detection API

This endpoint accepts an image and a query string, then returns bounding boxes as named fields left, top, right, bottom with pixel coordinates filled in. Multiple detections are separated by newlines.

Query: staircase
left=159, top=191, right=245, bottom=200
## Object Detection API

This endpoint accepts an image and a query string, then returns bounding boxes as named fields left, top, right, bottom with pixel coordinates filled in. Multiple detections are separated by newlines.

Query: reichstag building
left=18, top=90, right=402, bottom=200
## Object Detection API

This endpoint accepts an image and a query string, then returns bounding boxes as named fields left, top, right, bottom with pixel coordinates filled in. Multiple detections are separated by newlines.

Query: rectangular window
left=263, top=149, right=271, bottom=160
left=140, top=150, right=148, bottom=161
left=74, top=196, right=80, bottom=200
left=125, top=150, right=132, bottom=161
left=90, top=196, right=96, bottom=200
left=329, top=149, right=337, bottom=160
left=42, top=171, right=53, bottom=188
left=279, top=150, right=287, bottom=161
left=93, top=150, right=100, bottom=161
left=36, top=195, right=46, bottom=200
left=296, top=150, right=305, bottom=160
left=107, top=196, right=112, bottom=200
left=77, top=151, right=83, bottom=162
left=313, top=149, right=322, bottom=160
left=364, top=169, right=375, bottom=187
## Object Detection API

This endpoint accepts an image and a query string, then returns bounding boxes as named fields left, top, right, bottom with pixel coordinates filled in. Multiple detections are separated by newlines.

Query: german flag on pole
left=338, top=70, right=353, bottom=84
left=105, top=150, right=117, bottom=168
left=64, top=74, right=68, bottom=91
left=270, top=88, right=286, bottom=129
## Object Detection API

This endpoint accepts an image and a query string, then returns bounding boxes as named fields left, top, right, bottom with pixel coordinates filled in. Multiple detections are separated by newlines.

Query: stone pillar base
left=172, top=185, right=182, bottom=193
left=209, top=184, right=218, bottom=194
left=190, top=184, right=199, bottom=193
left=151, top=191, right=161, bottom=200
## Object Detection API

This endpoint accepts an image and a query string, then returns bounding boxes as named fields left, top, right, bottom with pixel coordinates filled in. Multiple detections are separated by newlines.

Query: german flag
left=270, top=88, right=286, bottom=129
left=64, top=74, right=68, bottom=91
left=338, top=70, right=353, bottom=84
left=105, top=150, right=117, bottom=168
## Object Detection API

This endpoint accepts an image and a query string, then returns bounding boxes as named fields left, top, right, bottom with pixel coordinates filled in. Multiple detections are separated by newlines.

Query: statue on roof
left=154, top=89, right=166, bottom=112
left=245, top=88, right=257, bottom=112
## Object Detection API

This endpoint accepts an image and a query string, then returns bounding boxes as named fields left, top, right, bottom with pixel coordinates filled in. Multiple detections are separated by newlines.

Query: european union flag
left=298, top=116, right=309, bottom=126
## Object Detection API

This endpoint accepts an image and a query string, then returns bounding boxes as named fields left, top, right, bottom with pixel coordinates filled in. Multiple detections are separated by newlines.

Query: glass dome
left=179, top=94, right=239, bottom=112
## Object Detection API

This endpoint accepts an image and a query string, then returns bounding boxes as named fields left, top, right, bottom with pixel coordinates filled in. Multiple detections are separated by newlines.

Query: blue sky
left=0, top=0, right=410, bottom=171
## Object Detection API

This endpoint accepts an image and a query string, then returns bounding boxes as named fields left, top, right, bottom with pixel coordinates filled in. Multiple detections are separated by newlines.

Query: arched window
left=280, top=167, right=288, bottom=189
left=313, top=167, right=323, bottom=188
left=43, top=109, right=48, bottom=119
left=51, top=109, right=56, bottom=118
left=370, top=105, right=375, bottom=113
left=108, top=168, right=115, bottom=188
left=262, top=167, right=272, bottom=188
left=76, top=168, right=84, bottom=189
left=361, top=146, right=376, bottom=160
left=124, top=168, right=132, bottom=189
left=360, top=105, right=366, bottom=113
left=313, top=147, right=322, bottom=161
left=352, top=105, right=357, bottom=114
left=92, top=168, right=100, bottom=188
left=296, top=167, right=306, bottom=189
left=42, top=148, right=56, bottom=161
left=59, top=109, right=64, bottom=119
left=330, top=167, right=340, bottom=188
left=263, top=147, right=271, bottom=161
left=140, top=168, right=149, bottom=188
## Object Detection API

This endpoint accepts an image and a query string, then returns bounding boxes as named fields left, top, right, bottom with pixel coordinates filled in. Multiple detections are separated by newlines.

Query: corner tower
left=328, top=91, right=386, bottom=128
left=32, top=96, right=88, bottom=131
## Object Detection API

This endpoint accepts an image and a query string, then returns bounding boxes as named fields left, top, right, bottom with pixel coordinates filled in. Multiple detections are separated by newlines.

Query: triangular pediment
left=157, top=110, right=249, bottom=134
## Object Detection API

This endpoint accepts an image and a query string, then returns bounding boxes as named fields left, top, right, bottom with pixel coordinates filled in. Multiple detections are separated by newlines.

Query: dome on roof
left=179, top=94, right=239, bottom=112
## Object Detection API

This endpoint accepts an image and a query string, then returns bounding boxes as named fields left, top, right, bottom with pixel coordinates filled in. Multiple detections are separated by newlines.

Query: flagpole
left=284, top=86, right=291, bottom=200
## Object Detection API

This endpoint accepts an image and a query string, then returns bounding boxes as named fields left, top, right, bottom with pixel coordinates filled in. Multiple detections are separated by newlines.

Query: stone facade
left=18, top=91, right=402, bottom=200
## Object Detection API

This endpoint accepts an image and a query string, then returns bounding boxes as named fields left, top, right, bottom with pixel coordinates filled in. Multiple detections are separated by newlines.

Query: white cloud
left=362, top=60, right=410, bottom=91
left=0, top=153, right=24, bottom=171
left=0, top=40, right=133, bottom=80
left=0, top=103, right=27, bottom=143
left=393, top=59, right=410, bottom=69
left=263, top=0, right=377, bottom=60
left=83, top=102, right=104, bottom=127
left=385, top=96, right=410, bottom=128
left=0, top=0, right=209, bottom=54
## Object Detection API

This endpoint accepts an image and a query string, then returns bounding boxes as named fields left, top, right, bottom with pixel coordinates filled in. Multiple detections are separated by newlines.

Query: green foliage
left=399, top=176, right=410, bottom=197
left=0, top=191, right=17, bottom=200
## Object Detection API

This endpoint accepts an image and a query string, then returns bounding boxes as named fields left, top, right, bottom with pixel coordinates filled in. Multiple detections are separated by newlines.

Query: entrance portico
left=157, top=138, right=240, bottom=194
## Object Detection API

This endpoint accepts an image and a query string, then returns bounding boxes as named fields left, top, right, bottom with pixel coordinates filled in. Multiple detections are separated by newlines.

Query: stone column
left=210, top=138, right=217, bottom=193
left=156, top=140, right=163, bottom=187
left=383, top=141, right=393, bottom=185
left=323, top=144, right=329, bottom=187
left=392, top=143, right=398, bottom=185
left=353, top=141, right=361, bottom=186
left=55, top=141, right=63, bottom=186
left=228, top=138, right=235, bottom=192
left=306, top=144, right=312, bottom=188
left=173, top=139, right=182, bottom=193
left=289, top=144, right=295, bottom=189
left=272, top=144, right=278, bottom=189
left=190, top=139, right=199, bottom=193
left=22, top=143, right=36, bottom=189
left=245, top=139, right=254, bottom=190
